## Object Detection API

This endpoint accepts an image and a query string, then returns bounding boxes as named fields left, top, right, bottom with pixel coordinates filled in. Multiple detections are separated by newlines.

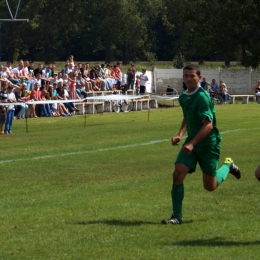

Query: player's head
left=183, top=64, right=202, bottom=90
left=183, top=64, right=201, bottom=76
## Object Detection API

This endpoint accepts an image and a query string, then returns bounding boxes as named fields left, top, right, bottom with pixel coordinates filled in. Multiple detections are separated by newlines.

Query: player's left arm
left=182, top=117, right=213, bottom=154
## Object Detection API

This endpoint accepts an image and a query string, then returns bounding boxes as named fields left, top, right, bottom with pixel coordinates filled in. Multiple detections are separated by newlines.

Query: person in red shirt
left=113, top=62, right=122, bottom=90
left=69, top=72, right=76, bottom=99
left=29, top=83, right=41, bottom=118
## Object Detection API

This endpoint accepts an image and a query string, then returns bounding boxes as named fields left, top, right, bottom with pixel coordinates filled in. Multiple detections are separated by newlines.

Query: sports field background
left=1, top=101, right=260, bottom=259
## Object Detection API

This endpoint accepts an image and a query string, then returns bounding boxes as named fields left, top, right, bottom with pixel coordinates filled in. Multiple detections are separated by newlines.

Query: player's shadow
left=74, top=219, right=194, bottom=226
left=165, top=237, right=260, bottom=247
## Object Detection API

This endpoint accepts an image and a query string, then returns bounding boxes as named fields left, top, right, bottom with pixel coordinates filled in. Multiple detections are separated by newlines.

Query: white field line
left=0, top=127, right=259, bottom=164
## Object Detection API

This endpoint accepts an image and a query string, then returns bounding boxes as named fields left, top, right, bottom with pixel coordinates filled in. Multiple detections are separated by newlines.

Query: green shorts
left=175, top=144, right=220, bottom=176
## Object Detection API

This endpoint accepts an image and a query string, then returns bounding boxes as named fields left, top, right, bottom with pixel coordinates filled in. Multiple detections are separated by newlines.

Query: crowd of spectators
left=200, top=78, right=230, bottom=103
left=0, top=56, right=149, bottom=134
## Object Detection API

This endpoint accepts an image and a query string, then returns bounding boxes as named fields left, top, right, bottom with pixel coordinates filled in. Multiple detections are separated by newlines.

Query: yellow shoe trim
left=224, top=158, right=233, bottom=164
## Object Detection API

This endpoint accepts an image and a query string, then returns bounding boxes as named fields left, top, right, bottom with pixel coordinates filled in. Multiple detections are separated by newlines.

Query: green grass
left=1, top=103, right=260, bottom=259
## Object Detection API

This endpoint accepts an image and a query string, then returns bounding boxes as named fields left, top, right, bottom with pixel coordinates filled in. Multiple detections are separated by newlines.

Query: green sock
left=171, top=184, right=184, bottom=220
left=216, top=163, right=230, bottom=185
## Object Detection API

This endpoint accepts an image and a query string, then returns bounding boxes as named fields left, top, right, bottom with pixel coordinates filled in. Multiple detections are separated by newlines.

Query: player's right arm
left=172, top=118, right=187, bottom=145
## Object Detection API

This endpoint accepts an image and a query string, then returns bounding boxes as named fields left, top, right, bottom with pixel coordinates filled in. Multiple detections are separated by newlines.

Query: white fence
left=152, top=67, right=260, bottom=94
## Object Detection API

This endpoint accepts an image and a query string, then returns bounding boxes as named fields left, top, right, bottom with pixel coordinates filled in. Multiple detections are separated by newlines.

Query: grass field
left=1, top=102, right=260, bottom=259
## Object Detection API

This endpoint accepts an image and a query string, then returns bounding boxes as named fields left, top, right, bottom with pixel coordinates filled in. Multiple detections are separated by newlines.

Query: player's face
left=183, top=69, right=202, bottom=92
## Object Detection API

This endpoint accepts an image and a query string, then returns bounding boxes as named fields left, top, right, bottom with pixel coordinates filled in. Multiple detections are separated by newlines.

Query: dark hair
left=183, top=64, right=201, bottom=76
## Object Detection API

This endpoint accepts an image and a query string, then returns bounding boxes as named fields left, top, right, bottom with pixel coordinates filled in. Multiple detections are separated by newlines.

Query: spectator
left=76, top=73, right=88, bottom=99
left=113, top=62, right=122, bottom=90
left=66, top=55, right=75, bottom=69
left=74, top=65, right=81, bottom=76
left=29, top=82, right=41, bottom=118
left=82, top=63, right=90, bottom=78
left=181, top=82, right=187, bottom=91
left=200, top=77, right=207, bottom=89
left=57, top=83, right=79, bottom=113
left=140, top=69, right=149, bottom=95
left=135, top=75, right=140, bottom=95
left=253, top=80, right=260, bottom=97
left=28, top=61, right=34, bottom=76
left=61, top=64, right=70, bottom=76
left=210, top=79, right=219, bottom=92
left=6, top=61, right=12, bottom=70
left=32, top=73, right=42, bottom=90
left=39, top=86, right=52, bottom=117
left=6, top=67, right=19, bottom=84
left=95, top=65, right=109, bottom=91
left=4, top=85, right=16, bottom=134
left=68, top=72, right=76, bottom=100
left=42, top=66, right=52, bottom=89
left=126, top=63, right=136, bottom=90
left=34, top=63, right=44, bottom=77
left=56, top=72, right=63, bottom=85
left=63, top=73, right=69, bottom=86
left=205, top=82, right=212, bottom=93
left=1, top=66, right=8, bottom=80
left=219, top=82, right=229, bottom=103
left=0, top=104, right=6, bottom=134
left=0, top=79, right=8, bottom=103
left=100, top=64, right=107, bottom=79
left=15, top=83, right=29, bottom=119
left=89, top=69, right=101, bottom=91
left=50, top=73, right=58, bottom=85
left=101, top=64, right=116, bottom=91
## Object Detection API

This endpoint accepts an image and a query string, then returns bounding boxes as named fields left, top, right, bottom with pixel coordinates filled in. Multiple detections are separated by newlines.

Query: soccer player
left=162, top=64, right=241, bottom=225
left=255, top=165, right=260, bottom=181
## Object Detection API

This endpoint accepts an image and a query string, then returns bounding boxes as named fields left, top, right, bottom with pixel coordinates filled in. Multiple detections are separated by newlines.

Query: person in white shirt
left=4, top=85, right=16, bottom=134
left=56, top=72, right=64, bottom=85
left=140, top=69, right=149, bottom=95
left=32, top=73, right=42, bottom=90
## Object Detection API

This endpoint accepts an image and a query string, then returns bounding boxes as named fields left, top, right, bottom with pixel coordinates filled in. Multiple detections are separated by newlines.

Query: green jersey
left=179, top=87, right=222, bottom=148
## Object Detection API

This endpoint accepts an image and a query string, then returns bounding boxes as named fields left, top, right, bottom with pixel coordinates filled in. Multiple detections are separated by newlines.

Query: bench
left=126, top=89, right=135, bottom=95
left=132, top=98, right=150, bottom=111
left=86, top=90, right=121, bottom=97
left=75, top=101, right=104, bottom=114
left=229, top=95, right=256, bottom=104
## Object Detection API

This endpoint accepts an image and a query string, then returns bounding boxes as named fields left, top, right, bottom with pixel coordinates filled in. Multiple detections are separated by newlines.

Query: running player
left=255, top=165, right=260, bottom=181
left=162, top=64, right=241, bottom=224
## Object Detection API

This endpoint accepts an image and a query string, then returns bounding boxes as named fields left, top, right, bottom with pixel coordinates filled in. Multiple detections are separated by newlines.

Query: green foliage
left=0, top=0, right=260, bottom=67
left=173, top=52, right=185, bottom=68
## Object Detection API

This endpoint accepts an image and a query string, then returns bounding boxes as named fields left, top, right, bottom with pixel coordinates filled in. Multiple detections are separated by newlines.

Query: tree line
left=0, top=0, right=260, bottom=68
